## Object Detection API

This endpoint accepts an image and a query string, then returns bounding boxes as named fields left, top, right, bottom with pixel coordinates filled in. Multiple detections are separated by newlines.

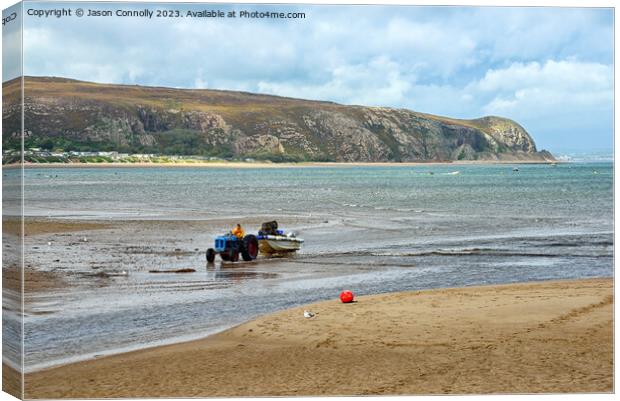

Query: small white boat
left=258, top=234, right=304, bottom=254
left=257, top=221, right=304, bottom=254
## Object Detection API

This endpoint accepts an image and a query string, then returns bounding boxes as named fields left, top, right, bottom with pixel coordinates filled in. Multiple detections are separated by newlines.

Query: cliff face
left=3, top=77, right=554, bottom=162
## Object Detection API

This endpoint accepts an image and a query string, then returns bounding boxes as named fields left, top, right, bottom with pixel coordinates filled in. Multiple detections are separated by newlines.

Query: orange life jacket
left=232, top=226, right=245, bottom=239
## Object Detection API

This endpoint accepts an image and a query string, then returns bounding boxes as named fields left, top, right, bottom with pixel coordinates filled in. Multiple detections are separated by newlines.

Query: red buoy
left=340, top=290, right=354, bottom=303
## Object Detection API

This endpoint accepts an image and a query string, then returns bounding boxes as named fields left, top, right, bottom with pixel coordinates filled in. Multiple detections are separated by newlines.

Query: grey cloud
left=14, top=3, right=615, bottom=150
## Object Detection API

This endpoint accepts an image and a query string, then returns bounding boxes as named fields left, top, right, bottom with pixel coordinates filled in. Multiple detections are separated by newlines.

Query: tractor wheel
left=220, top=251, right=230, bottom=262
left=242, top=235, right=259, bottom=261
left=230, top=248, right=240, bottom=262
left=206, top=248, right=216, bottom=263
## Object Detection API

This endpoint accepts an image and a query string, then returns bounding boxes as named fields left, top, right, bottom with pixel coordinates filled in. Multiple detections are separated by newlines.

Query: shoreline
left=4, top=159, right=561, bottom=169
left=19, top=277, right=613, bottom=397
left=22, top=276, right=608, bottom=374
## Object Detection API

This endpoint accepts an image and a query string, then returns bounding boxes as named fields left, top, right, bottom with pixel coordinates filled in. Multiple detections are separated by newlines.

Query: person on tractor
left=231, top=223, right=245, bottom=240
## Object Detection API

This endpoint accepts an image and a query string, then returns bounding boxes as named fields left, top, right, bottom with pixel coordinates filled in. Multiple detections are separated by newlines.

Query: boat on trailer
left=257, top=221, right=304, bottom=254
left=257, top=234, right=304, bottom=253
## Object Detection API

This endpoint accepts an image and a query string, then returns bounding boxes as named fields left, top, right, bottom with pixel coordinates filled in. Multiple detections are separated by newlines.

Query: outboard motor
left=259, top=221, right=279, bottom=236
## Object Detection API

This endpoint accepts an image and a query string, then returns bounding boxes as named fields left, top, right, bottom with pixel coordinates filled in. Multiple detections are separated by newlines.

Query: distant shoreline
left=5, top=160, right=561, bottom=169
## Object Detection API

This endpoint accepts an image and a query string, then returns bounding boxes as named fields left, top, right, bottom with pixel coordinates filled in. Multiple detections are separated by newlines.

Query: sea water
left=2, top=162, right=613, bottom=371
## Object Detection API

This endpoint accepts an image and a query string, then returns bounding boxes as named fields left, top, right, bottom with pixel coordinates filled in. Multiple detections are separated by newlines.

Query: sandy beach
left=20, top=277, right=613, bottom=398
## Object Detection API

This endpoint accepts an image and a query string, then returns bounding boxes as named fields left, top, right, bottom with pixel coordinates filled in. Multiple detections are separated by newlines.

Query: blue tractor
left=206, top=233, right=259, bottom=263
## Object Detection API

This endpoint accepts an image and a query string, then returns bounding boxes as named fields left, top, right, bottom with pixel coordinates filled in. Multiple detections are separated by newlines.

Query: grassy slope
left=5, top=76, right=509, bottom=138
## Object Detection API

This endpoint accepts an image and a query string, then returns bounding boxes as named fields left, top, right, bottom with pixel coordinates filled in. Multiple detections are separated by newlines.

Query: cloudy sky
left=4, top=1, right=614, bottom=152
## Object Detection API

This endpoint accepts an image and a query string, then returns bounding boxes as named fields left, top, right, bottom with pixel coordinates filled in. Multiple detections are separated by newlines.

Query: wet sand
left=3, top=218, right=113, bottom=237
left=3, top=216, right=312, bottom=292
left=2, top=363, right=21, bottom=399
left=3, top=218, right=113, bottom=292
left=22, top=277, right=613, bottom=398
left=3, top=267, right=66, bottom=293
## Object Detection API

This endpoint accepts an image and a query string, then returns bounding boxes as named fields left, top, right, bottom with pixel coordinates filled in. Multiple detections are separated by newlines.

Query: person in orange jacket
left=231, top=223, right=245, bottom=240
